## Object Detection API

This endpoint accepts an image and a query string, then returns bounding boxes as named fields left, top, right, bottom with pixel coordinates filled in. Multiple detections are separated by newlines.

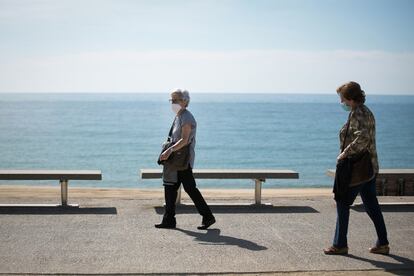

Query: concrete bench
left=0, top=170, right=102, bottom=207
left=140, top=169, right=299, bottom=205
left=326, top=169, right=414, bottom=196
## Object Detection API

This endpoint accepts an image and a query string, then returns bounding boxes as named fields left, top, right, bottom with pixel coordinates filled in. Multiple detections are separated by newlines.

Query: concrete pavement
left=0, top=190, right=413, bottom=275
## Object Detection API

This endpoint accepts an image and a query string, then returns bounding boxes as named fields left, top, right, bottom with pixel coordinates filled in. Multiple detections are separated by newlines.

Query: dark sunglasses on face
left=169, top=99, right=181, bottom=104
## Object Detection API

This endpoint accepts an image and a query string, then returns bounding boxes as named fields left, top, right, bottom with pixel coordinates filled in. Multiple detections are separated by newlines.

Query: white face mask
left=171, top=103, right=181, bottom=114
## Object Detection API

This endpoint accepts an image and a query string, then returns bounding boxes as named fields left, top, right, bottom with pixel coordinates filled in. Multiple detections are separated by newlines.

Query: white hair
left=182, top=90, right=190, bottom=104
left=171, top=88, right=190, bottom=107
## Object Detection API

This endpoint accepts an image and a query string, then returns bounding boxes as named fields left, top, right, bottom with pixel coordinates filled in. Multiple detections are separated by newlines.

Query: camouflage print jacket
left=339, top=104, right=379, bottom=185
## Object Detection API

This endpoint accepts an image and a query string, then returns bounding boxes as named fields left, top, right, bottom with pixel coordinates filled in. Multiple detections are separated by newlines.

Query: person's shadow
left=175, top=228, right=267, bottom=251
left=347, top=254, right=414, bottom=276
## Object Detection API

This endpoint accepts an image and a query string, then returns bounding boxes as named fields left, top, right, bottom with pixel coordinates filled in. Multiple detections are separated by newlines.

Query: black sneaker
left=155, top=222, right=176, bottom=229
left=155, top=218, right=176, bottom=229
left=197, top=217, right=216, bottom=230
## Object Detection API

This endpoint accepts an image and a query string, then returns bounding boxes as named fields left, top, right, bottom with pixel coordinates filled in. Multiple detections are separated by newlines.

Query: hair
left=336, top=81, right=366, bottom=104
left=171, top=88, right=190, bottom=107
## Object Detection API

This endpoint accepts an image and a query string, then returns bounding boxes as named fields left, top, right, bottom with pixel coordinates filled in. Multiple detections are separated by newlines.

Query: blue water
left=0, top=93, right=413, bottom=188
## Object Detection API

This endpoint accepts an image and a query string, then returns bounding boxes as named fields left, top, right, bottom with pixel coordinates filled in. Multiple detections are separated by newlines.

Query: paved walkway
left=0, top=190, right=413, bottom=275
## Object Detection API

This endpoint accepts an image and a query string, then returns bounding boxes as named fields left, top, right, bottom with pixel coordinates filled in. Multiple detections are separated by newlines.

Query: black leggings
left=163, top=166, right=213, bottom=221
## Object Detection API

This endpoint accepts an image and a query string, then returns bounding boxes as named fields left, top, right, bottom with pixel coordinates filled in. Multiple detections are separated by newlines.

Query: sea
left=0, top=93, right=413, bottom=189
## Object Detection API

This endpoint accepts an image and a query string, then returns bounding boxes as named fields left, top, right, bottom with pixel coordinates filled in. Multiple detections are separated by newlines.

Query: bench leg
left=398, top=178, right=405, bottom=196
left=254, top=179, right=262, bottom=205
left=60, top=180, right=68, bottom=206
left=381, top=178, right=387, bottom=196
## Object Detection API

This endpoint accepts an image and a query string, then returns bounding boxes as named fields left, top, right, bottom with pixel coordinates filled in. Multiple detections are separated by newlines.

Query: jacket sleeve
left=343, top=110, right=371, bottom=156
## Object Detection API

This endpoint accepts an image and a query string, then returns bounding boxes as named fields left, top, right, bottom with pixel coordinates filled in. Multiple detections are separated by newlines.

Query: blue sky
left=0, top=0, right=413, bottom=94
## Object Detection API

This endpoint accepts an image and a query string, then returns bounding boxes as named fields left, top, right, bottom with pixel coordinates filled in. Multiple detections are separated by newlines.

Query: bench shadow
left=0, top=206, right=117, bottom=215
left=351, top=204, right=414, bottom=213
left=346, top=254, right=414, bottom=275
left=154, top=204, right=318, bottom=214
left=175, top=228, right=268, bottom=251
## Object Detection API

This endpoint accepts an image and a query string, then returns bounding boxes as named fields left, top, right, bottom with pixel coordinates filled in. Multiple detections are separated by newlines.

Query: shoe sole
left=324, top=251, right=348, bottom=255
left=155, top=225, right=176, bottom=229
left=370, top=250, right=390, bottom=255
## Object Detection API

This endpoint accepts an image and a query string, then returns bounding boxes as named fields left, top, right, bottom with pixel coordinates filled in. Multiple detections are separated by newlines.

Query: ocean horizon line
left=1, top=91, right=414, bottom=96
left=1, top=92, right=414, bottom=105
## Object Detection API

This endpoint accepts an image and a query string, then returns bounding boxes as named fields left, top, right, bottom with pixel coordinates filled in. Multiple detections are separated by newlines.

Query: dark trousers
left=163, top=166, right=213, bottom=222
left=333, top=177, right=389, bottom=248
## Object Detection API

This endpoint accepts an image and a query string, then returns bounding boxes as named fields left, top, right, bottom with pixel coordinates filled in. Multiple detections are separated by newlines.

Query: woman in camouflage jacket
left=324, top=81, right=389, bottom=255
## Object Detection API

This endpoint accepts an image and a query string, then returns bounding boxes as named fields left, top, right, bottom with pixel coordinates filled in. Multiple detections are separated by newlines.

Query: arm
left=160, top=123, right=192, bottom=161
left=170, top=123, right=191, bottom=151
left=337, top=111, right=372, bottom=160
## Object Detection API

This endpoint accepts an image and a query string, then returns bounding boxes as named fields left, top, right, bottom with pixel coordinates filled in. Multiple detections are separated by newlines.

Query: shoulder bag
left=333, top=113, right=353, bottom=201
left=157, top=118, right=190, bottom=170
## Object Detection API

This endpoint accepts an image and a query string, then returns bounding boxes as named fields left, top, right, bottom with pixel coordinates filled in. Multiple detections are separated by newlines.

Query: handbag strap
left=168, top=119, right=175, bottom=138
left=341, top=112, right=352, bottom=153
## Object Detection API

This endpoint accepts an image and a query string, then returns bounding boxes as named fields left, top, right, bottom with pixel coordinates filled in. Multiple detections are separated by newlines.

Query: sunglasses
left=169, top=99, right=181, bottom=104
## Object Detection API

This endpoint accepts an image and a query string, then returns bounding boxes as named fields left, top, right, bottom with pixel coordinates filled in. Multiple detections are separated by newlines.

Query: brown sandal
left=369, top=245, right=390, bottom=255
left=323, top=246, right=348, bottom=255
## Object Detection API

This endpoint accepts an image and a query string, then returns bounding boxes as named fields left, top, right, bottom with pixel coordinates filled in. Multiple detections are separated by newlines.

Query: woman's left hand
left=160, top=148, right=173, bottom=161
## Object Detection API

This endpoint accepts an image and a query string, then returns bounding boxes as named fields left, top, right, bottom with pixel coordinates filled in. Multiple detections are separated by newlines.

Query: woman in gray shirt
left=156, top=89, right=215, bottom=230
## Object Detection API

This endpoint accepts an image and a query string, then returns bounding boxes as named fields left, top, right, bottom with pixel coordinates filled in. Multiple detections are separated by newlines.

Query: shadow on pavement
left=175, top=228, right=268, bottom=251
left=351, top=204, right=414, bottom=212
left=347, top=254, right=414, bottom=276
left=154, top=204, right=318, bottom=214
left=0, top=206, right=117, bottom=215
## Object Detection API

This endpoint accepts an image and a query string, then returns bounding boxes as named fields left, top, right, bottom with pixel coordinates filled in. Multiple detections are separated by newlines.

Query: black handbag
left=334, top=158, right=353, bottom=201
left=157, top=118, right=190, bottom=170
left=333, top=113, right=353, bottom=201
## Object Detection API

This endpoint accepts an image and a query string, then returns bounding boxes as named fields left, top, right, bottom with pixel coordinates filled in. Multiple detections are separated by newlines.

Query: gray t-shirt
left=171, top=109, right=197, bottom=169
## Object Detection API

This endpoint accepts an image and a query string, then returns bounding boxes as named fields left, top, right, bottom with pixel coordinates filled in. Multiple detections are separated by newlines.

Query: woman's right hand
left=160, top=147, right=173, bottom=161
